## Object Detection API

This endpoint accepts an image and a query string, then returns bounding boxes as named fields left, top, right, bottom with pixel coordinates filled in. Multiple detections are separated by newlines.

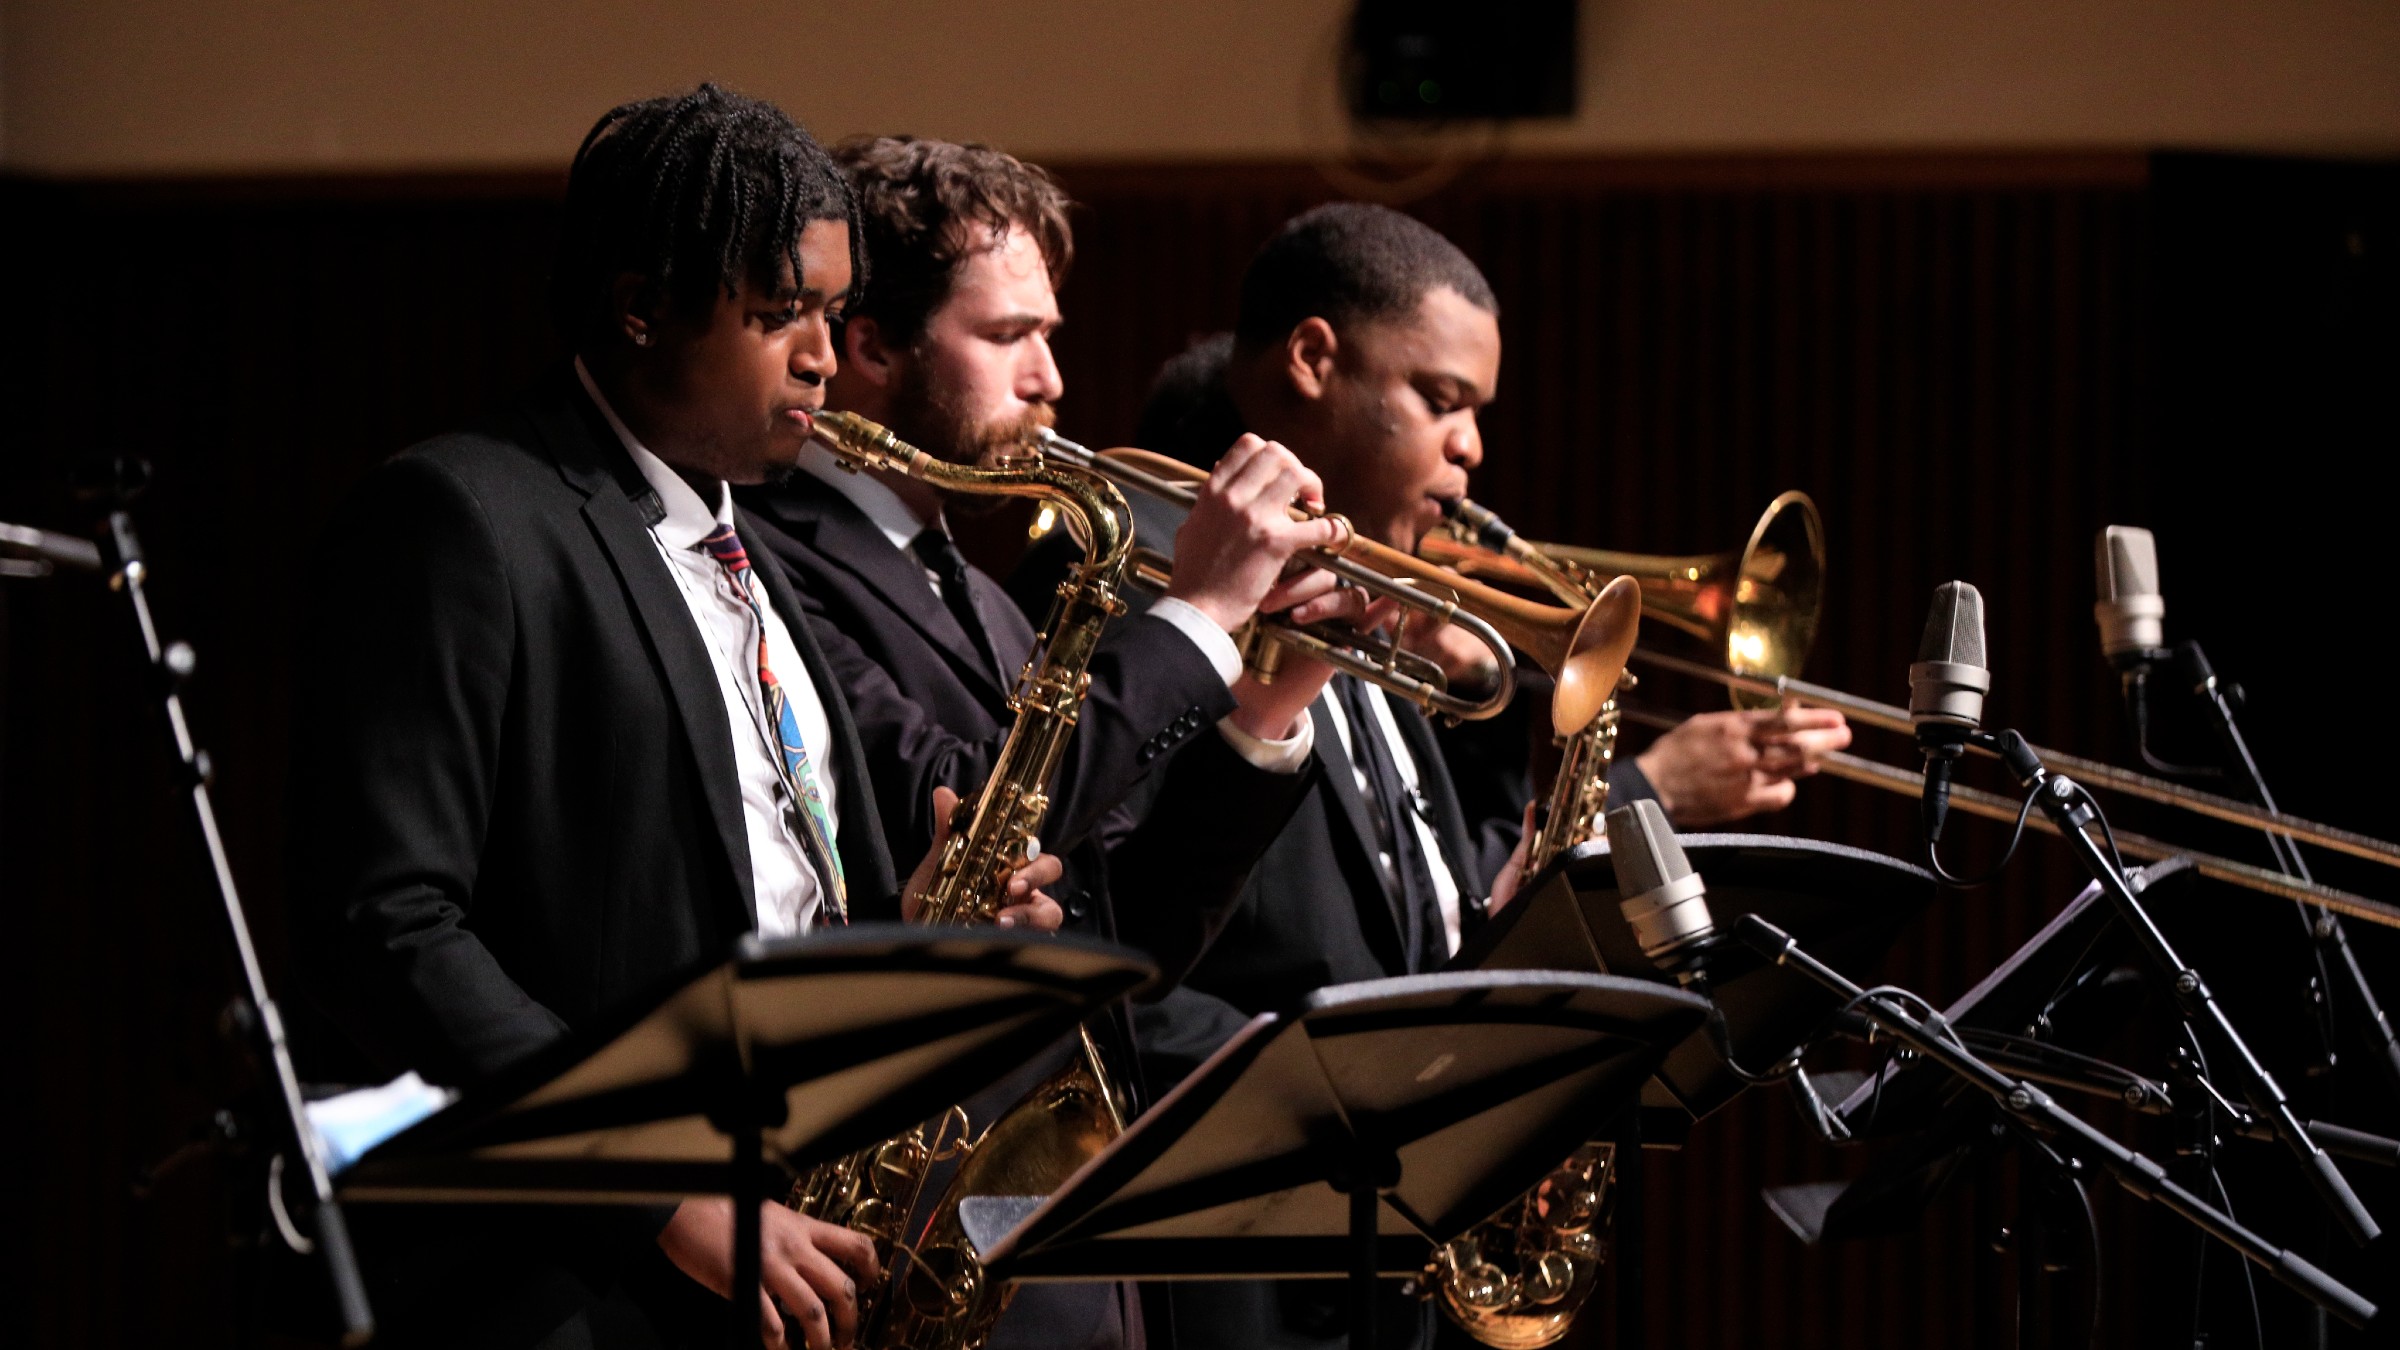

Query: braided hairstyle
left=551, top=84, right=866, bottom=342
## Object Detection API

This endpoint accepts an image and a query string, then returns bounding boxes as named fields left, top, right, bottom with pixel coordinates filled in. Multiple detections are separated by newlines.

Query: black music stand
left=340, top=926, right=1154, bottom=1347
left=959, top=970, right=1711, bottom=1350
left=1454, top=833, right=1935, bottom=1127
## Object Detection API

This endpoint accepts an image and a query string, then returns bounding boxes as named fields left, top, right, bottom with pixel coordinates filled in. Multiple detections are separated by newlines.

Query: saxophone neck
left=812, top=412, right=1132, bottom=576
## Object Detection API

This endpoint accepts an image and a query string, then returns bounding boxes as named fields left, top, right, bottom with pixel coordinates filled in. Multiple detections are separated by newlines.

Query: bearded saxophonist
left=739, top=137, right=1346, bottom=1350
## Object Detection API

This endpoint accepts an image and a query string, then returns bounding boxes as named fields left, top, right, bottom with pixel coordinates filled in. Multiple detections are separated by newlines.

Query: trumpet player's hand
left=901, top=785, right=1066, bottom=929
left=657, top=1198, right=878, bottom=1350
left=1168, top=435, right=1347, bottom=634
left=1225, top=571, right=1400, bottom=740
left=1635, top=707, right=1852, bottom=827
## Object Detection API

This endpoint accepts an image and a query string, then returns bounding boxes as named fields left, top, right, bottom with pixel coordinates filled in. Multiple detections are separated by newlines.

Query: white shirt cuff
left=1216, top=707, right=1315, bottom=773
left=1147, top=596, right=1244, bottom=686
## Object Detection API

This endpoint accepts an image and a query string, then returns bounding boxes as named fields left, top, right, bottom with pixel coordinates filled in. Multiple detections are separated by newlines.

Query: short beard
left=887, top=358, right=1059, bottom=518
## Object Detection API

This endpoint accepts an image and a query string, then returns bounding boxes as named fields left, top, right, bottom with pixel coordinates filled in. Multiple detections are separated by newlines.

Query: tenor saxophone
left=789, top=410, right=1137, bottom=1350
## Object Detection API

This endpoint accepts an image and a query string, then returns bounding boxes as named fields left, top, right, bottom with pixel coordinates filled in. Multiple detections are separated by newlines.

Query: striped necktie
left=698, top=523, right=847, bottom=923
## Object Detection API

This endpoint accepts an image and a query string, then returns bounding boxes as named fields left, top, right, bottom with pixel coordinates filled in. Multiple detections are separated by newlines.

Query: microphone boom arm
left=1733, top=914, right=2377, bottom=1330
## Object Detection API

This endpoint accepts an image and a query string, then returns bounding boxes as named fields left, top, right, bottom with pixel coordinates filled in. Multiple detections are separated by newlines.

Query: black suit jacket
left=291, top=374, right=1190, bottom=1348
left=293, top=375, right=909, bottom=1090
left=744, top=486, right=1242, bottom=875
left=737, top=474, right=1309, bottom=1019
left=737, top=475, right=1312, bottom=1350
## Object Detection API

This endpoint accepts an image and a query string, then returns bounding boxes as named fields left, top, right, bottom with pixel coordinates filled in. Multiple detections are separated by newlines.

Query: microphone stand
left=1733, top=914, right=2379, bottom=1331
left=1967, top=724, right=2381, bottom=1251
left=2158, top=642, right=2400, bottom=1096
left=27, top=507, right=376, bottom=1344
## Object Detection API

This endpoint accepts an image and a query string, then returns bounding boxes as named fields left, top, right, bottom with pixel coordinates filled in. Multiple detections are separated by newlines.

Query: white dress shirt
left=578, top=360, right=837, bottom=937
left=796, top=444, right=1311, bottom=770
left=1318, top=682, right=1468, bottom=957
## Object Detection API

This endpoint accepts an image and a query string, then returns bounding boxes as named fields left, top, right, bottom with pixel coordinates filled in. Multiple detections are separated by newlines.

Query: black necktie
left=1335, top=676, right=1451, bottom=971
left=912, top=526, right=1008, bottom=687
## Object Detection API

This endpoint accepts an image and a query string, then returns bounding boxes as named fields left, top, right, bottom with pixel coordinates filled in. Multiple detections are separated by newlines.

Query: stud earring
left=631, top=331, right=650, bottom=347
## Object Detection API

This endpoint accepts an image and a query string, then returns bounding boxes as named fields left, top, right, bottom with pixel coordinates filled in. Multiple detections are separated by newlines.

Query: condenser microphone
left=1909, top=581, right=1989, bottom=844
left=1605, top=799, right=1715, bottom=985
left=2094, top=526, right=2165, bottom=669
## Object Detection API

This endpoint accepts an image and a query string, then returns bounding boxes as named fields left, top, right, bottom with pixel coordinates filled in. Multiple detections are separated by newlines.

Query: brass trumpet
left=1035, top=430, right=1641, bottom=733
left=1425, top=492, right=1826, bottom=709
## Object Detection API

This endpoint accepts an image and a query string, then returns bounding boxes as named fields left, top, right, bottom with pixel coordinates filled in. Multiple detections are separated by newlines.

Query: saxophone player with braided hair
left=292, top=94, right=1344, bottom=1350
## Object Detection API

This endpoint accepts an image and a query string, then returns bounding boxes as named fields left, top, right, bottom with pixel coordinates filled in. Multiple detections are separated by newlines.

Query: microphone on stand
left=2093, top=525, right=2166, bottom=670
left=1605, top=798, right=1716, bottom=986
left=1908, top=582, right=1990, bottom=845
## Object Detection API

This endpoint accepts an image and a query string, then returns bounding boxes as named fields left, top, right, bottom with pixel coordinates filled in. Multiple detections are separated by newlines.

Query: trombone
left=1419, top=499, right=2400, bottom=931
left=1033, top=430, right=1641, bottom=732
left=1424, top=491, right=1826, bottom=706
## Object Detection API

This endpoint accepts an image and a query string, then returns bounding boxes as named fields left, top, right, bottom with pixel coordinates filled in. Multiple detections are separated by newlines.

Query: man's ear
left=841, top=313, right=903, bottom=390
left=1282, top=317, right=1340, bottom=401
left=608, top=272, right=664, bottom=350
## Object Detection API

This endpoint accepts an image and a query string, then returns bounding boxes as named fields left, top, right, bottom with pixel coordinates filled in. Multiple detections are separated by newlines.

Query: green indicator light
left=1419, top=80, right=1441, bottom=104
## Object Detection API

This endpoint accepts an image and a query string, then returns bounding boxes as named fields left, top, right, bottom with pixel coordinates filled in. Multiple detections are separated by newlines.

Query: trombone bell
left=1428, top=491, right=1826, bottom=709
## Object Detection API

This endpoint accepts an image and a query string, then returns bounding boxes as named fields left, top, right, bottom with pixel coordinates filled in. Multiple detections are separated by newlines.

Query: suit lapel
left=967, top=568, right=1039, bottom=675
left=1311, top=697, right=1409, bottom=964
left=534, top=380, right=756, bottom=933
left=758, top=484, right=1013, bottom=702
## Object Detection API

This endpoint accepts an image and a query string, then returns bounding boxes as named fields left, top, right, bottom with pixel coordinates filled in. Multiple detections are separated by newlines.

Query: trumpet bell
left=1550, top=574, right=1642, bottom=737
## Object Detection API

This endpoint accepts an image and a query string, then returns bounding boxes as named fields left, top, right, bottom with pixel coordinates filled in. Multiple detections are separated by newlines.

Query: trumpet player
left=1087, top=203, right=1851, bottom=1350
left=736, top=136, right=1358, bottom=1350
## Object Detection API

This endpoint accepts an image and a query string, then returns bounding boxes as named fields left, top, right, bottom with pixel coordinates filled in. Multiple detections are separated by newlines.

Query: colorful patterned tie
left=698, top=523, right=848, bottom=923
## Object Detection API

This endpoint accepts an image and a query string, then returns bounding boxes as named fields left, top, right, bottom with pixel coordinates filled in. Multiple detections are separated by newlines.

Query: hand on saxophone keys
left=900, top=785, right=1067, bottom=930
left=657, top=1198, right=880, bottom=1350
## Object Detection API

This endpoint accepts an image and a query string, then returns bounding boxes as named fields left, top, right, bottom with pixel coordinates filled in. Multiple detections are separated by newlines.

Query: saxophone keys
left=1525, top=1251, right=1578, bottom=1305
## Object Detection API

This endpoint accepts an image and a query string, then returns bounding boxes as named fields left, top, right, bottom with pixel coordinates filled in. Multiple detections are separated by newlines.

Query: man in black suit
left=1111, top=205, right=1854, bottom=1350
left=292, top=91, right=1338, bottom=1350
left=737, top=136, right=1347, bottom=1350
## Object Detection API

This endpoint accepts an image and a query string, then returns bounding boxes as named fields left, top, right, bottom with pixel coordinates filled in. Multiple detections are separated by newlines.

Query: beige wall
left=4, top=0, right=2397, bottom=174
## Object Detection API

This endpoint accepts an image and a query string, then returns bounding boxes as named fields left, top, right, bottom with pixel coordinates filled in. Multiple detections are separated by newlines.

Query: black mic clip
left=2170, top=641, right=2246, bottom=711
left=1913, top=722, right=1978, bottom=844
